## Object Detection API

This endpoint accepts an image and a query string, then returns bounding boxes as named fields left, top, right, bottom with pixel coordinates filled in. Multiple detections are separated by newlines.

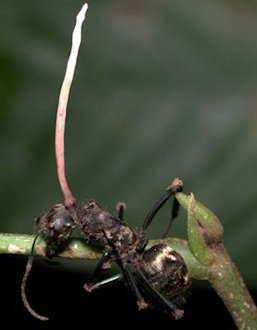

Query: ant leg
left=21, top=232, right=49, bottom=321
left=84, top=205, right=126, bottom=292
left=137, top=269, right=184, bottom=320
left=115, top=202, right=126, bottom=222
left=122, top=264, right=148, bottom=310
left=142, top=178, right=183, bottom=233
left=83, top=273, right=123, bottom=291
left=84, top=251, right=112, bottom=292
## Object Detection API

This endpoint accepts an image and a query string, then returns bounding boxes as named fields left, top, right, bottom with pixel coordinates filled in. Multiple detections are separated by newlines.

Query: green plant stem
left=0, top=233, right=207, bottom=280
left=0, top=233, right=101, bottom=259
left=209, top=244, right=257, bottom=330
left=176, top=192, right=257, bottom=330
left=1, top=231, right=256, bottom=328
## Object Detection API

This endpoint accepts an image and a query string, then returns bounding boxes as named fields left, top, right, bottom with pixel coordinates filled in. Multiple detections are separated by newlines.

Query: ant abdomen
left=141, top=243, right=189, bottom=313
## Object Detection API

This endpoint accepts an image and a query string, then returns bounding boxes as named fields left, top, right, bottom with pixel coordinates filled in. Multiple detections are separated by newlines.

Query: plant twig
left=0, top=233, right=207, bottom=280
left=55, top=3, right=88, bottom=208
left=176, top=192, right=257, bottom=330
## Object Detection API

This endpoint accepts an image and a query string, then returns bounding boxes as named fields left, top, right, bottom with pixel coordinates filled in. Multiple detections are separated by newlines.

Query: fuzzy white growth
left=151, top=246, right=176, bottom=272
left=55, top=3, right=88, bottom=208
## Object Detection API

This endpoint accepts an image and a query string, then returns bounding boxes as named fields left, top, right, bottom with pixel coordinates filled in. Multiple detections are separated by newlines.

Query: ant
left=20, top=4, right=189, bottom=321
left=21, top=179, right=189, bottom=321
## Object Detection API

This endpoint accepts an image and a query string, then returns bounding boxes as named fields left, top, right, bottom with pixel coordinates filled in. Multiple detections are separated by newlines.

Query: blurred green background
left=1, top=0, right=257, bottom=286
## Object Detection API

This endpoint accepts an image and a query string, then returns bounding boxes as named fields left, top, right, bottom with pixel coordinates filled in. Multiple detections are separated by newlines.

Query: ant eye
left=53, top=218, right=65, bottom=231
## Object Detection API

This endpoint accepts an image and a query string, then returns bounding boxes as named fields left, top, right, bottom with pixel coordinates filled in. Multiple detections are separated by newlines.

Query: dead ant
left=20, top=4, right=189, bottom=321
left=21, top=179, right=188, bottom=321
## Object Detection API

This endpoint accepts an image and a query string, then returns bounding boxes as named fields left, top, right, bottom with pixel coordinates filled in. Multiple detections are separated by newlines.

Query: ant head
left=21, top=204, right=76, bottom=321
left=37, top=204, right=76, bottom=258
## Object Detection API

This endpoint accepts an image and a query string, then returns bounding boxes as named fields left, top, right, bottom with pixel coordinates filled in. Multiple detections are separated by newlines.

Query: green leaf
left=176, top=192, right=224, bottom=265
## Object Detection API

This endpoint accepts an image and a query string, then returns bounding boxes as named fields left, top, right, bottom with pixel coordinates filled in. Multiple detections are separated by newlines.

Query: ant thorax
left=77, top=201, right=147, bottom=261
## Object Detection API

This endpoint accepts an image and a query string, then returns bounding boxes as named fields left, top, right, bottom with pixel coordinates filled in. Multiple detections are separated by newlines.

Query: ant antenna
left=55, top=3, right=88, bottom=209
left=161, top=178, right=183, bottom=238
left=21, top=232, right=49, bottom=321
left=161, top=197, right=180, bottom=238
left=142, top=178, right=183, bottom=232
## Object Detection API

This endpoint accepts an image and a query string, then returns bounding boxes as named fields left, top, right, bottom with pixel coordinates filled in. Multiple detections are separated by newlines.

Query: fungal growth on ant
left=21, top=2, right=189, bottom=322
left=21, top=3, right=88, bottom=321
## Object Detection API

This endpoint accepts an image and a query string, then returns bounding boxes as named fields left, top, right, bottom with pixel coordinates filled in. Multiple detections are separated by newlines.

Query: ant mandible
left=20, top=4, right=189, bottom=321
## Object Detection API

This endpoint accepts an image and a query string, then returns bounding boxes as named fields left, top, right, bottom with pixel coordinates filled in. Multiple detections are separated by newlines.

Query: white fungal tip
left=77, top=3, right=88, bottom=21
